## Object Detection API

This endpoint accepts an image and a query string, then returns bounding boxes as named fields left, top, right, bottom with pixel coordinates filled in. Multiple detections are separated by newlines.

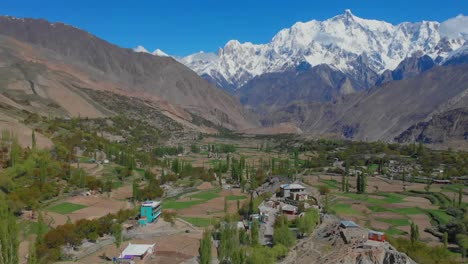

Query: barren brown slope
left=0, top=16, right=258, bottom=130
left=0, top=36, right=238, bottom=139
left=329, top=65, right=468, bottom=141
left=265, top=65, right=468, bottom=142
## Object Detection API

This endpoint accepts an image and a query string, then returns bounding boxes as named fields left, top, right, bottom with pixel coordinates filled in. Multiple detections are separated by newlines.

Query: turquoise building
left=138, top=201, right=162, bottom=225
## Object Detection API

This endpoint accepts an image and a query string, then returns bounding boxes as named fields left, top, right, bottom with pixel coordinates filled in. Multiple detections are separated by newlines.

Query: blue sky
left=1, top=0, right=467, bottom=56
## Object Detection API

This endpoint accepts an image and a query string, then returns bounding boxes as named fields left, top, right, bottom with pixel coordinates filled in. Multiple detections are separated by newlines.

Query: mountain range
left=172, top=10, right=466, bottom=92
left=0, top=11, right=466, bottom=146
left=168, top=10, right=467, bottom=144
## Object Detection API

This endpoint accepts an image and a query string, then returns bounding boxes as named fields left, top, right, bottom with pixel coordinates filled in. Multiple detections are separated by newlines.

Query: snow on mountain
left=133, top=46, right=169, bottom=56
left=133, top=45, right=149, bottom=53
left=443, top=44, right=468, bottom=65
left=179, top=10, right=467, bottom=90
left=153, top=48, right=169, bottom=57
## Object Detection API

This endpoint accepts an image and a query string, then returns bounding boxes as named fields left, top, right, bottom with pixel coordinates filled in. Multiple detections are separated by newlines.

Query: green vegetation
left=181, top=217, right=213, bottom=227
left=191, top=189, right=220, bottom=200
left=0, top=195, right=19, bottom=264
left=199, top=229, right=212, bottom=264
left=162, top=200, right=205, bottom=210
left=47, top=202, right=88, bottom=214
left=163, top=188, right=220, bottom=210
left=330, top=204, right=363, bottom=215
left=427, top=209, right=453, bottom=225
left=388, top=236, right=457, bottom=264
left=376, top=218, right=410, bottom=227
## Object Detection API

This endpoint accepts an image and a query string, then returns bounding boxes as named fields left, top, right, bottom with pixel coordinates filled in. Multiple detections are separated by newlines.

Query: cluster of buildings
left=339, top=220, right=386, bottom=244
left=115, top=201, right=162, bottom=262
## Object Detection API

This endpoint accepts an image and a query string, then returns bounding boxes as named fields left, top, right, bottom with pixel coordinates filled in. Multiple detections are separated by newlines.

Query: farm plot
left=48, top=202, right=87, bottom=214
left=46, top=195, right=129, bottom=227
left=325, top=177, right=460, bottom=245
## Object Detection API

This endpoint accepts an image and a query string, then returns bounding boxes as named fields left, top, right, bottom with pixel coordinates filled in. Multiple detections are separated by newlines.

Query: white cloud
left=440, top=14, right=468, bottom=40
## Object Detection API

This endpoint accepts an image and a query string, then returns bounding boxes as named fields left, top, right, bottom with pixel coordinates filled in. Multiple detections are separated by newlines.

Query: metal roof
left=280, top=183, right=305, bottom=190
left=340, top=220, right=359, bottom=228
left=119, top=243, right=155, bottom=258
left=141, top=201, right=161, bottom=208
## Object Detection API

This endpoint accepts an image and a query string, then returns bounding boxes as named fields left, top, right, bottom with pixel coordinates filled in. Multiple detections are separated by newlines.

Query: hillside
left=0, top=16, right=259, bottom=131
left=263, top=64, right=468, bottom=142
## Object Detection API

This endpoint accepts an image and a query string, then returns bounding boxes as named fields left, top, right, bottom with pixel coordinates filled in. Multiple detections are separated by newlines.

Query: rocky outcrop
left=396, top=107, right=468, bottom=143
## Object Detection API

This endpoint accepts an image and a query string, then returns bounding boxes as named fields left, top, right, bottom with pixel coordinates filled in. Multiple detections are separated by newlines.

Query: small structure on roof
left=119, top=243, right=155, bottom=260
left=368, top=230, right=386, bottom=242
left=340, top=220, right=359, bottom=229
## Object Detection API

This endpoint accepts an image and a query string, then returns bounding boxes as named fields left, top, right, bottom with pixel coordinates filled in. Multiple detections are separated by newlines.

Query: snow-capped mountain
left=178, top=10, right=467, bottom=90
left=133, top=45, right=169, bottom=57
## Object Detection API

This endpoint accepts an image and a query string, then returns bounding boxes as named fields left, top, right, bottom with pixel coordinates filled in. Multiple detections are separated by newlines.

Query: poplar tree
left=31, top=130, right=36, bottom=149
left=0, top=196, right=19, bottom=264
left=27, top=242, right=37, bottom=264
left=251, top=220, right=259, bottom=246
left=199, top=229, right=212, bottom=264
left=459, top=187, right=463, bottom=208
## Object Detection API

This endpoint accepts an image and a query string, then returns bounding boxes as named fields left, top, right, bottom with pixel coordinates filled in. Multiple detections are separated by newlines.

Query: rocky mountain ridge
left=176, top=10, right=466, bottom=91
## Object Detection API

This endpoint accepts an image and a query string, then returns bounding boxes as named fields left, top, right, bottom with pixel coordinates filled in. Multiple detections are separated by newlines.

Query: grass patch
left=368, top=164, right=379, bottom=172
left=19, top=220, right=49, bottom=239
left=180, top=217, right=213, bottom=227
left=162, top=200, right=204, bottom=210
left=190, top=189, right=220, bottom=200
left=392, top=207, right=424, bottom=215
left=426, top=209, right=452, bottom=225
left=163, top=188, right=221, bottom=210
left=376, top=218, right=410, bottom=226
left=48, top=202, right=87, bottom=214
left=319, top=179, right=339, bottom=190
left=368, top=205, right=388, bottom=212
left=227, top=195, right=247, bottom=201
left=330, top=203, right=363, bottom=215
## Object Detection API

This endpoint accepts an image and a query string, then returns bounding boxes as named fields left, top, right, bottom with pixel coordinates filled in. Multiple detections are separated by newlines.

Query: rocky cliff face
left=281, top=215, right=416, bottom=264
left=396, top=107, right=468, bottom=143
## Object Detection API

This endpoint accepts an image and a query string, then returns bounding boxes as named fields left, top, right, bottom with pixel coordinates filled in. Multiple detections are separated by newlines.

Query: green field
left=163, top=189, right=220, bottom=210
left=330, top=203, right=363, bottom=215
left=48, top=202, right=88, bottom=214
left=227, top=195, right=247, bottom=201
left=190, top=189, right=220, bottom=200
left=162, top=200, right=205, bottom=210
left=376, top=217, right=410, bottom=226
left=181, top=217, right=213, bottom=227
left=426, top=209, right=452, bottom=225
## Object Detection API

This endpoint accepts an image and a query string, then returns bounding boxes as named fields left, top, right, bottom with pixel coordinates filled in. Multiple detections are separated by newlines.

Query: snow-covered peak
left=133, top=46, right=169, bottom=57
left=443, top=44, right=468, bottom=64
left=177, top=11, right=467, bottom=89
left=133, top=45, right=149, bottom=53
left=152, top=49, right=169, bottom=57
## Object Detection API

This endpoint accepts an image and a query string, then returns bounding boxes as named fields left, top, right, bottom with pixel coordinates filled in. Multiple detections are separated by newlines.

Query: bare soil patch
left=197, top=182, right=212, bottom=190
left=369, top=220, right=392, bottom=230
left=408, top=214, right=438, bottom=242
left=400, top=196, right=438, bottom=209
left=351, top=204, right=371, bottom=214
left=372, top=212, right=405, bottom=219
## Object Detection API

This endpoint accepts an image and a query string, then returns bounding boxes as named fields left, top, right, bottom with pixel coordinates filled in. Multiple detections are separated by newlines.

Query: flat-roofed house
left=280, top=183, right=306, bottom=198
